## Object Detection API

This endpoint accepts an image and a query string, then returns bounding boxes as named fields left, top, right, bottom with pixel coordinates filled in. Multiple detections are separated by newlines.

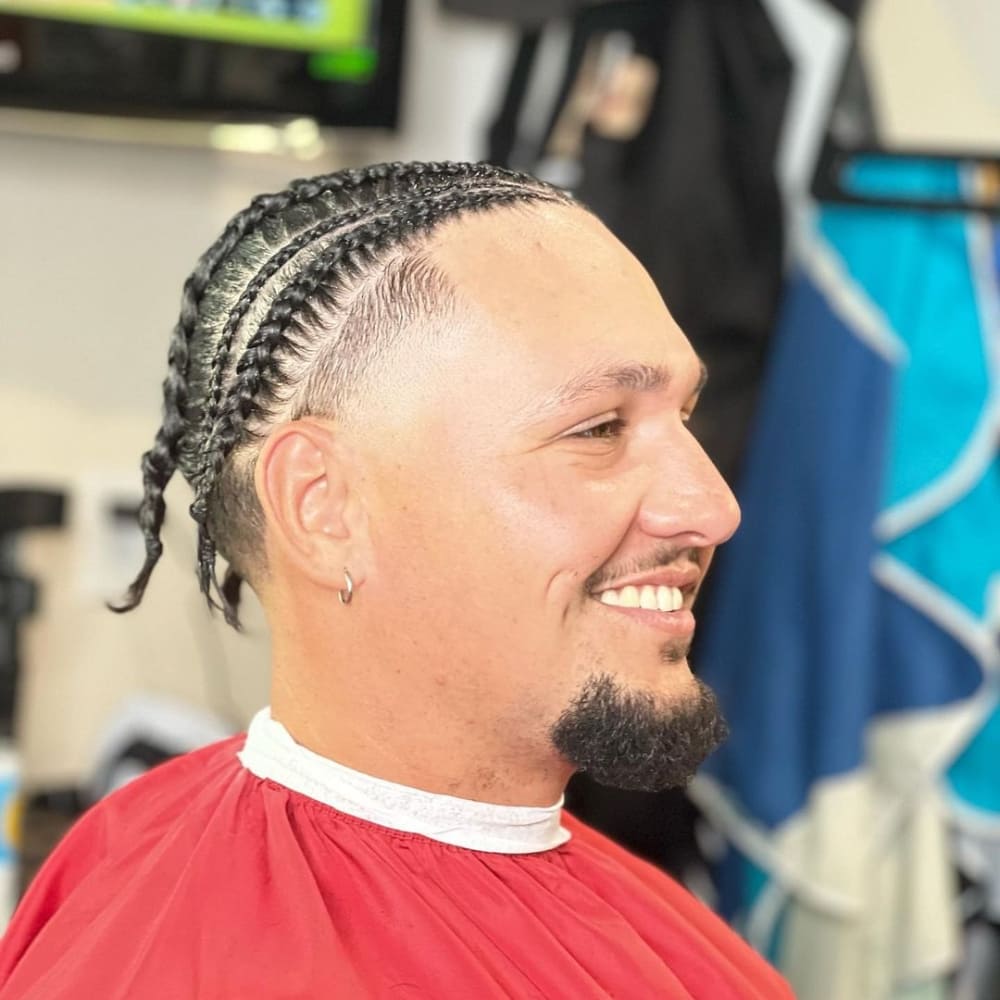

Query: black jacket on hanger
left=574, top=0, right=791, bottom=485
left=483, top=0, right=792, bottom=483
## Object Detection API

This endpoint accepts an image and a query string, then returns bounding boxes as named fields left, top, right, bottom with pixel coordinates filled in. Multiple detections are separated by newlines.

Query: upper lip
left=590, top=567, right=702, bottom=596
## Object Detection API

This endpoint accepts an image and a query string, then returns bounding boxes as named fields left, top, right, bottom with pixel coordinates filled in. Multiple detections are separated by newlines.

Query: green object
left=307, top=47, right=377, bottom=82
left=0, top=0, right=370, bottom=52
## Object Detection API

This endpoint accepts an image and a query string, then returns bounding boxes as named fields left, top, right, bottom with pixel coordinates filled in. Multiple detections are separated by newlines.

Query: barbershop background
left=1, top=1, right=999, bottom=997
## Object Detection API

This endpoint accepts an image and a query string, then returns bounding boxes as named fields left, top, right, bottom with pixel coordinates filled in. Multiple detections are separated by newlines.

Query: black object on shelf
left=0, top=489, right=66, bottom=739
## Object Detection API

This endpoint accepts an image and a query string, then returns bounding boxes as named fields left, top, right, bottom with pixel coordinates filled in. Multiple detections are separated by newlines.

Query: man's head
left=119, top=162, right=739, bottom=797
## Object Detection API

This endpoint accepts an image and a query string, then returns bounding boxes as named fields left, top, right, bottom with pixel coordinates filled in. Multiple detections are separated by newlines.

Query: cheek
left=489, top=457, right=639, bottom=596
left=367, top=435, right=638, bottom=616
left=365, top=447, right=520, bottom=612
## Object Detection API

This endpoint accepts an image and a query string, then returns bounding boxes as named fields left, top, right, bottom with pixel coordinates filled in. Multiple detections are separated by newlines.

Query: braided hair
left=112, top=161, right=572, bottom=627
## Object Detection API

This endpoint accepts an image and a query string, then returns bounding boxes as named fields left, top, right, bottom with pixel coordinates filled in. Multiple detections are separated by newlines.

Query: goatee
left=549, top=673, right=728, bottom=792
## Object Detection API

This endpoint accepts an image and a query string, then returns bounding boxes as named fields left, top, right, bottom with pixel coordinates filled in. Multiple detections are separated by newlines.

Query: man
left=0, top=162, right=790, bottom=998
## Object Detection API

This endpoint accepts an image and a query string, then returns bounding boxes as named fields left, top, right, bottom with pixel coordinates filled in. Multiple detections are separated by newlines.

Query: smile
left=597, top=584, right=683, bottom=612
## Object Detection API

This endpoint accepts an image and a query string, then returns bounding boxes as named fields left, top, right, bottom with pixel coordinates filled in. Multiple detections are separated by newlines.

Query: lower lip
left=593, top=602, right=696, bottom=636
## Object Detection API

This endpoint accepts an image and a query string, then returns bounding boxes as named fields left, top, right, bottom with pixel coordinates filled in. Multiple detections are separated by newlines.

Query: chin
left=549, top=671, right=728, bottom=793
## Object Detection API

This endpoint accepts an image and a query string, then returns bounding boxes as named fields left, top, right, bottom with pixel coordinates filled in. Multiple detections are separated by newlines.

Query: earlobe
left=255, top=420, right=366, bottom=591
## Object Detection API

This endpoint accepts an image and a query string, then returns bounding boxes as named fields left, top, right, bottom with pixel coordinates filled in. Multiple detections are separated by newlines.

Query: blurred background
left=0, top=1, right=998, bottom=997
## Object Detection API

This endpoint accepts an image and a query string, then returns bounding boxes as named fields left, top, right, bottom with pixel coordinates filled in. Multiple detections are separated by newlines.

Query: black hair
left=111, top=161, right=572, bottom=627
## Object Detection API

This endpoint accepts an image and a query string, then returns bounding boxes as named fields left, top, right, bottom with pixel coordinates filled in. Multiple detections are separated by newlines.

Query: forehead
left=424, top=203, right=699, bottom=391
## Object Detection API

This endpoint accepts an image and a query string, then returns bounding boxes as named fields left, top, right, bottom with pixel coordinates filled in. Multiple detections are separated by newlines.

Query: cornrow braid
left=196, top=170, right=541, bottom=478
left=113, top=162, right=435, bottom=614
left=189, top=184, right=472, bottom=611
left=110, top=250, right=231, bottom=615
left=114, top=161, right=573, bottom=626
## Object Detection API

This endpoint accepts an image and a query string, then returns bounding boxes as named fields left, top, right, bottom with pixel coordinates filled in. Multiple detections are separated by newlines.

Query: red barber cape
left=0, top=738, right=791, bottom=999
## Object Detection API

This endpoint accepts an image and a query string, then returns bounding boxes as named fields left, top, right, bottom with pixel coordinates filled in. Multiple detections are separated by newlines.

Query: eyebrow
left=522, top=359, right=708, bottom=423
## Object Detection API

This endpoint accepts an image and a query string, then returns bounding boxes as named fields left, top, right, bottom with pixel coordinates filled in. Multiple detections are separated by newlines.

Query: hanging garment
left=567, top=0, right=791, bottom=486
left=689, top=157, right=1000, bottom=1000
left=0, top=709, right=791, bottom=999
left=484, top=0, right=791, bottom=486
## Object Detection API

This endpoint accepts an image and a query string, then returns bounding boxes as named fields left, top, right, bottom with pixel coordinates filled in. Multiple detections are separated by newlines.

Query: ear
left=255, top=418, right=369, bottom=592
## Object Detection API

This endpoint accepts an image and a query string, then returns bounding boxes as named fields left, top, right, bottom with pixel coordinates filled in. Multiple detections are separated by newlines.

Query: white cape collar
left=238, top=708, right=570, bottom=855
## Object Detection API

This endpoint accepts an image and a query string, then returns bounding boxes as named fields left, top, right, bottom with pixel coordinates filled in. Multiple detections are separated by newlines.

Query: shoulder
left=89, top=733, right=246, bottom=828
left=35, top=733, right=246, bottom=869
left=44, top=734, right=248, bottom=869
left=0, top=736, right=248, bottom=994
left=0, top=738, right=392, bottom=999
left=561, top=810, right=795, bottom=999
left=561, top=808, right=684, bottom=886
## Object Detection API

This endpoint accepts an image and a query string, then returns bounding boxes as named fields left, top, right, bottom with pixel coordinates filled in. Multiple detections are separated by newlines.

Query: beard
left=549, top=671, right=728, bottom=792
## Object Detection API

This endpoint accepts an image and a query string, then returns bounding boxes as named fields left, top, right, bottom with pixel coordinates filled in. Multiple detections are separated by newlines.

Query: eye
left=570, top=417, right=626, bottom=440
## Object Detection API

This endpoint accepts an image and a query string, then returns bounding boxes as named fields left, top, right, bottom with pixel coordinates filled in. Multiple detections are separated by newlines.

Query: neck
left=269, top=650, right=573, bottom=809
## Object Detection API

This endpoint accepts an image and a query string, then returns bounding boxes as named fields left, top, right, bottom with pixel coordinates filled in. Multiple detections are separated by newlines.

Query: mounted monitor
left=0, top=0, right=406, bottom=127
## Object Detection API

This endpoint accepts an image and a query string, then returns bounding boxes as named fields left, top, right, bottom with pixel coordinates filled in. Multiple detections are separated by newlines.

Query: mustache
left=584, top=545, right=704, bottom=594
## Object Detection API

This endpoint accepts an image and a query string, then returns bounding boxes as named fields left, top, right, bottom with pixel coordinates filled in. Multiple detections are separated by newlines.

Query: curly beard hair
left=550, top=673, right=728, bottom=792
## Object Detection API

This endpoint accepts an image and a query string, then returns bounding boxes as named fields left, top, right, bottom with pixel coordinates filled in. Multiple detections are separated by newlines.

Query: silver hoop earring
left=339, top=568, right=354, bottom=606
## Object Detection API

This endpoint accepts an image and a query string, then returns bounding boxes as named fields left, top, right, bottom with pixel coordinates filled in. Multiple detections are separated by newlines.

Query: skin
left=254, top=202, right=740, bottom=807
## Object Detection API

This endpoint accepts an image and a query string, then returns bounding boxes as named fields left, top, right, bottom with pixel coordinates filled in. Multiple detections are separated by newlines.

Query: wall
left=0, top=137, right=299, bottom=785
left=864, top=0, right=1000, bottom=149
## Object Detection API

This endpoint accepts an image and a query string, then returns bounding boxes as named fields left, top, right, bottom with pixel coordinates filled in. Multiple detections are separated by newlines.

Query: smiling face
left=347, top=202, right=740, bottom=792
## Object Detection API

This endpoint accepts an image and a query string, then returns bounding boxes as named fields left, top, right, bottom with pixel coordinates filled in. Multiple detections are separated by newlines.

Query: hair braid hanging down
left=114, top=164, right=437, bottom=615
left=111, top=169, right=387, bottom=615
left=189, top=190, right=440, bottom=615
left=113, top=161, right=571, bottom=627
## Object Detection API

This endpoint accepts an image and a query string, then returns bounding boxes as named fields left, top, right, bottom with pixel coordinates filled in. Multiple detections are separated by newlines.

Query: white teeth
left=619, top=585, right=640, bottom=609
left=598, top=584, right=685, bottom=611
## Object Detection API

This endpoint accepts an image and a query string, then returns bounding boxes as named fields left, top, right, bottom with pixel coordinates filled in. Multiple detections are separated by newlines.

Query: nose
left=636, top=430, right=741, bottom=547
